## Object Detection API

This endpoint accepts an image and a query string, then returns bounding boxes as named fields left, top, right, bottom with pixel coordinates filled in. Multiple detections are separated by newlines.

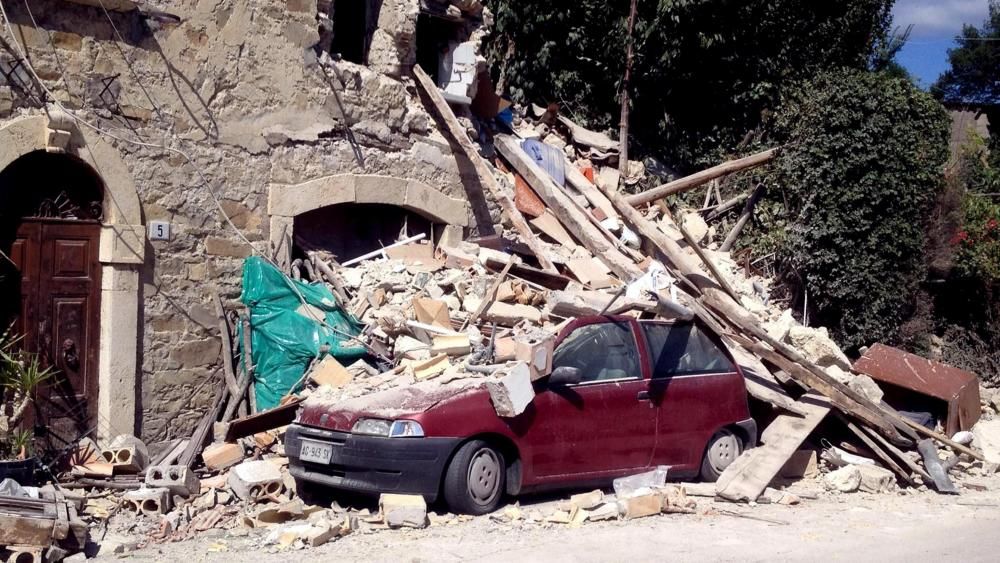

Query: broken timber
left=411, top=66, right=558, bottom=274
left=720, top=183, right=765, bottom=252
left=715, top=393, right=831, bottom=502
left=626, top=147, right=778, bottom=207
left=495, top=134, right=642, bottom=280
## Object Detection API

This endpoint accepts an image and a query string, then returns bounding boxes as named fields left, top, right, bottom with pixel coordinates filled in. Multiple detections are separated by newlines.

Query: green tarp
left=240, top=256, right=366, bottom=410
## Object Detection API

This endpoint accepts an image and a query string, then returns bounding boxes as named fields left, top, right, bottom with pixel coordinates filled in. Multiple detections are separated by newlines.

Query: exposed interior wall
left=0, top=0, right=488, bottom=442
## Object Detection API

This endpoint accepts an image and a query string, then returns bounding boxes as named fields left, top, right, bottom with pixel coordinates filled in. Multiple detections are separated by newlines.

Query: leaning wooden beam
left=212, top=292, right=243, bottom=408
left=715, top=393, right=831, bottom=502
left=657, top=201, right=741, bottom=302
left=720, top=183, right=765, bottom=252
left=495, top=134, right=642, bottom=280
left=626, top=148, right=778, bottom=207
left=838, top=414, right=915, bottom=486
left=564, top=156, right=619, bottom=220
left=411, top=65, right=558, bottom=274
left=705, top=193, right=748, bottom=222
left=178, top=379, right=227, bottom=469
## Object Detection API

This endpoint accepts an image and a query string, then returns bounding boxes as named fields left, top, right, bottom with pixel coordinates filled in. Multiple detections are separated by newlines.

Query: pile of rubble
left=6, top=63, right=1000, bottom=562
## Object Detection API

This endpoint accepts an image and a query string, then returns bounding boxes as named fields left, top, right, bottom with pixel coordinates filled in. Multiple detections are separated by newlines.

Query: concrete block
left=122, top=487, right=171, bottom=515
left=515, top=336, right=554, bottom=381
left=486, top=362, right=535, bottom=417
left=618, top=492, right=662, bottom=519
left=779, top=449, right=820, bottom=479
left=379, top=494, right=428, bottom=529
left=431, top=333, right=471, bottom=356
left=202, top=442, right=245, bottom=471
left=101, top=434, right=148, bottom=473
left=145, top=465, right=200, bottom=497
left=857, top=465, right=896, bottom=494
left=484, top=302, right=542, bottom=326
left=228, top=460, right=284, bottom=501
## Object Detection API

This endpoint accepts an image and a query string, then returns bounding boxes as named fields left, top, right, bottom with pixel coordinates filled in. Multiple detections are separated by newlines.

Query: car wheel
left=442, top=440, right=506, bottom=515
left=700, top=429, right=743, bottom=482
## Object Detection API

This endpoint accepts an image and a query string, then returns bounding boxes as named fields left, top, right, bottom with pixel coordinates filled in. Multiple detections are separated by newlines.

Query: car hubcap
left=708, top=431, right=740, bottom=473
left=467, top=449, right=500, bottom=504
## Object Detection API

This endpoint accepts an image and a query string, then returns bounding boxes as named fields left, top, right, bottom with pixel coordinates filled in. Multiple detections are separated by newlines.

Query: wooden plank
left=212, top=292, right=242, bottom=400
left=529, top=211, right=578, bottom=248
left=657, top=201, right=740, bottom=302
left=495, top=135, right=642, bottom=281
left=720, top=183, right=765, bottom=252
left=715, top=393, right=831, bottom=502
left=462, top=256, right=518, bottom=330
left=564, top=163, right=619, bottom=220
left=838, top=414, right=914, bottom=486
left=626, top=148, right=778, bottom=207
left=725, top=340, right=808, bottom=416
left=411, top=65, right=558, bottom=274
left=178, top=379, right=227, bottom=469
left=223, top=399, right=302, bottom=442
left=859, top=423, right=934, bottom=483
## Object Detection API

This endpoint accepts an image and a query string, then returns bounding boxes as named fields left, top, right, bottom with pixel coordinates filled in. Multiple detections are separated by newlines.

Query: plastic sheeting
left=240, top=257, right=367, bottom=411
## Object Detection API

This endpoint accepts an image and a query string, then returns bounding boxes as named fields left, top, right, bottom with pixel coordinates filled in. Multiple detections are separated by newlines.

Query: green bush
left=769, top=69, right=950, bottom=350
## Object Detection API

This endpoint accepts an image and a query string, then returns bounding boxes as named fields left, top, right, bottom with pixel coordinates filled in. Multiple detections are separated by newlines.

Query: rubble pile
left=5, top=66, right=1000, bottom=561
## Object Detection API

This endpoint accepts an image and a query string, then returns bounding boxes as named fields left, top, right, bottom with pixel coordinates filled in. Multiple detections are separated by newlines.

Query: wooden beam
left=838, top=414, right=915, bottom=486
left=212, top=292, right=243, bottom=416
left=565, top=164, right=619, bottom=220
left=495, top=135, right=642, bottom=280
left=626, top=148, right=778, bottom=207
left=720, top=183, right=765, bottom=252
left=715, top=393, right=831, bottom=502
left=411, top=65, right=558, bottom=274
left=658, top=201, right=741, bottom=302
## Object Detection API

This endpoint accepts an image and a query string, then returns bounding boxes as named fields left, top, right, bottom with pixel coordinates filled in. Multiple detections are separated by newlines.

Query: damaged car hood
left=298, top=380, right=483, bottom=431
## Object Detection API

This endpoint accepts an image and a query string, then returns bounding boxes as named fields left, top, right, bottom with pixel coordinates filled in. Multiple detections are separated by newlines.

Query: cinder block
left=100, top=434, right=149, bottom=473
left=122, top=487, right=171, bottom=516
left=145, top=465, right=200, bottom=497
left=228, top=460, right=284, bottom=501
left=515, top=336, right=554, bottom=380
left=3, top=546, right=43, bottom=563
left=486, top=362, right=535, bottom=417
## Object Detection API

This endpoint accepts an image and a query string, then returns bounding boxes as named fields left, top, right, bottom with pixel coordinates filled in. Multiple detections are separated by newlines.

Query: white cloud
left=893, top=0, right=990, bottom=37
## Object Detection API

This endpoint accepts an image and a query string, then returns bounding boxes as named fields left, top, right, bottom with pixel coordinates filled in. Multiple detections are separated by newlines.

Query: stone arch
left=268, top=174, right=470, bottom=264
left=0, top=112, right=143, bottom=441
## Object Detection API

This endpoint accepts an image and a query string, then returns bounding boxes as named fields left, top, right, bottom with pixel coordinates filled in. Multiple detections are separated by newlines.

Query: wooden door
left=10, top=219, right=102, bottom=451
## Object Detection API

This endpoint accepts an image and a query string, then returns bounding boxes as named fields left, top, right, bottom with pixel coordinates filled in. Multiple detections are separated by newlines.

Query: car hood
left=298, top=380, right=483, bottom=431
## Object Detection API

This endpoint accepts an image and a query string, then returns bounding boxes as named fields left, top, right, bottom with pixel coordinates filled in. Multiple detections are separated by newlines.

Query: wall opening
left=328, top=0, right=383, bottom=64
left=293, top=203, right=436, bottom=262
left=0, top=150, right=105, bottom=453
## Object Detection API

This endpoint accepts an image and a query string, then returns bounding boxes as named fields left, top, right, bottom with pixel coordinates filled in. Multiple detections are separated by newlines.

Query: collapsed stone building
left=0, top=0, right=495, bottom=444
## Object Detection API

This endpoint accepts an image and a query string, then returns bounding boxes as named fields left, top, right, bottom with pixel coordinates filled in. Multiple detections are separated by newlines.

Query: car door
left=640, top=321, right=743, bottom=475
left=519, top=317, right=657, bottom=483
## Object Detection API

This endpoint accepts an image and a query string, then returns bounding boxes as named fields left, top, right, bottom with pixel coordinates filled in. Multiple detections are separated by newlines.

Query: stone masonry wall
left=0, top=0, right=495, bottom=441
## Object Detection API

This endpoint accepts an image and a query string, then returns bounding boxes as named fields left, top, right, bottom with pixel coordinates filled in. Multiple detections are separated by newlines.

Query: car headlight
left=388, top=420, right=424, bottom=438
left=351, top=418, right=424, bottom=438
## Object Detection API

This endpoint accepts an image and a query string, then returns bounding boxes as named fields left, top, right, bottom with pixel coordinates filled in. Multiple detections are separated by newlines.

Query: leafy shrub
left=768, top=69, right=950, bottom=350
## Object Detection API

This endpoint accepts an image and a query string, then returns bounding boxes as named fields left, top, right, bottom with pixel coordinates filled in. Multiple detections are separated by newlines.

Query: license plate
left=299, top=439, right=333, bottom=464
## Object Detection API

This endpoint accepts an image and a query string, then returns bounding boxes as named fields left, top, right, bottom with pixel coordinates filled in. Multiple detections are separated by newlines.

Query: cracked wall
left=0, top=0, right=497, bottom=441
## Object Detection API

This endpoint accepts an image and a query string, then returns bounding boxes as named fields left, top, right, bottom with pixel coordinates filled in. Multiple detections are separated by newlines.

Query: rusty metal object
left=854, top=344, right=981, bottom=436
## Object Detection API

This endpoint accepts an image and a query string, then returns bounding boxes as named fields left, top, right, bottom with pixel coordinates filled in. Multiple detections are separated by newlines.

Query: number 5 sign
left=148, top=221, right=171, bottom=241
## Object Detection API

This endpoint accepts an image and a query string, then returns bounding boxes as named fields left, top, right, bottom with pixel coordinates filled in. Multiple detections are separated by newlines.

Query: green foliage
left=1, top=326, right=51, bottom=459
left=484, top=0, right=893, bottom=170
left=769, top=69, right=950, bottom=350
left=932, top=0, right=1000, bottom=105
left=950, top=139, right=1000, bottom=285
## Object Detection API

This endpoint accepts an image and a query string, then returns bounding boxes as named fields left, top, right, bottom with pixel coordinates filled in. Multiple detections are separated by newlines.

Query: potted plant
left=0, top=326, right=53, bottom=484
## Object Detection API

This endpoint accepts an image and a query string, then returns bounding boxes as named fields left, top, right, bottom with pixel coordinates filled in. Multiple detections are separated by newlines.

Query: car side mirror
left=549, top=366, right=582, bottom=386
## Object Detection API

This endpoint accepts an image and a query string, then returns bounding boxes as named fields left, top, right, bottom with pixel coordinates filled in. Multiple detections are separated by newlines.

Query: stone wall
left=0, top=0, right=495, bottom=441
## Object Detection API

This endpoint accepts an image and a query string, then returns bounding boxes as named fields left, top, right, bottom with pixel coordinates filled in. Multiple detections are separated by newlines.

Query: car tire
left=700, top=428, right=743, bottom=482
left=442, top=439, right=506, bottom=515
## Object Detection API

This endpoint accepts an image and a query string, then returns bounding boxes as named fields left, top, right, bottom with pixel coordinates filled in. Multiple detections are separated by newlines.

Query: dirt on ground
left=89, top=472, right=1000, bottom=563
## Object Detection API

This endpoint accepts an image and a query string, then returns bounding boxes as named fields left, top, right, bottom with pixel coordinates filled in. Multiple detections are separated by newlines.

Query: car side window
left=643, top=322, right=735, bottom=378
left=552, top=321, right=641, bottom=384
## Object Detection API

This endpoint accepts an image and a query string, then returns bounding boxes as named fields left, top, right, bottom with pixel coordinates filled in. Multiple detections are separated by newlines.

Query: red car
left=286, top=316, right=756, bottom=514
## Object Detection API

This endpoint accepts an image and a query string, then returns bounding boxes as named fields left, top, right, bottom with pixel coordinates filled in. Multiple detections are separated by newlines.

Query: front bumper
left=284, top=423, right=460, bottom=502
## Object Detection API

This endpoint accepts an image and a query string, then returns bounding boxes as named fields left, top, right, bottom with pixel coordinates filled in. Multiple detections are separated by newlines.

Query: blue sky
left=892, top=0, right=991, bottom=88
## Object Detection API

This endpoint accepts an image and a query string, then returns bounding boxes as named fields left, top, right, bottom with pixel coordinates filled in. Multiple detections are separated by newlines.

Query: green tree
left=932, top=0, right=1000, bottom=105
left=484, top=0, right=893, bottom=170
left=770, top=69, right=950, bottom=350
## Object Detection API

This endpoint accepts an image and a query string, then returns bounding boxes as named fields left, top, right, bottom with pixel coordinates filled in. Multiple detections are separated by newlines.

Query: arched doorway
left=0, top=151, right=105, bottom=452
